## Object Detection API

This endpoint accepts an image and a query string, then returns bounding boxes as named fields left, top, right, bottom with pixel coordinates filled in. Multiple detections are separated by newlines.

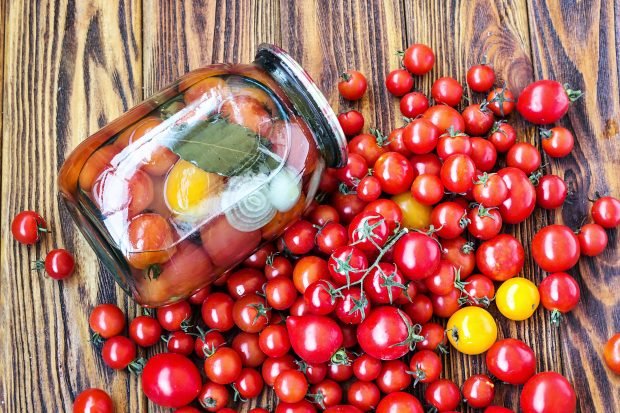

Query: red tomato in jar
left=393, top=232, right=441, bottom=280
left=93, top=167, right=154, bottom=218
left=531, top=225, right=580, bottom=272
left=423, top=105, right=465, bottom=133
left=400, top=91, right=430, bottom=118
left=142, top=354, right=201, bottom=408
left=201, top=215, right=261, bottom=268
left=517, top=80, right=582, bottom=124
left=357, top=306, right=416, bottom=360
left=373, top=152, right=415, bottom=195
left=498, top=167, right=536, bottom=224
left=486, top=338, right=536, bottom=384
left=520, top=372, right=576, bottom=413
left=476, top=234, right=524, bottom=281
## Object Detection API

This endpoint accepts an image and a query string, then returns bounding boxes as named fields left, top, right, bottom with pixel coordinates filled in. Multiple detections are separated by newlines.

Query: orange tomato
left=200, top=215, right=262, bottom=268
left=126, top=213, right=176, bottom=269
left=261, top=193, right=306, bottom=239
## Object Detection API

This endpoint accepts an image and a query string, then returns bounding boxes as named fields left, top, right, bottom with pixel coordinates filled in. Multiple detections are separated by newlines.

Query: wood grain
left=0, top=1, right=618, bottom=412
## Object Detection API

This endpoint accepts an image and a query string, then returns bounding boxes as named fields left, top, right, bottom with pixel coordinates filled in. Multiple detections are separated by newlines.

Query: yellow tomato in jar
left=164, top=160, right=223, bottom=216
left=447, top=306, right=497, bottom=355
left=496, top=277, right=540, bottom=321
left=391, top=191, right=432, bottom=229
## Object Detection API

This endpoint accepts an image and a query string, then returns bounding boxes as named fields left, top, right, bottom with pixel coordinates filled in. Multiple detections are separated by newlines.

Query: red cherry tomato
left=203, top=347, right=243, bottom=384
left=462, top=104, right=494, bottom=136
left=275, top=370, right=309, bottom=404
left=411, top=174, right=444, bottom=206
left=431, top=201, right=469, bottom=239
left=335, top=287, right=370, bottom=325
left=401, top=44, right=435, bottom=75
left=403, top=118, right=440, bottom=154
left=467, top=64, right=495, bottom=92
left=498, top=167, right=536, bottom=224
left=431, top=77, right=463, bottom=107
left=11, top=210, right=48, bottom=244
left=540, top=126, right=574, bottom=157
left=440, top=154, right=477, bottom=193
left=532, top=225, right=580, bottom=272
left=473, top=172, right=508, bottom=207
left=348, top=133, right=387, bottom=166
left=197, top=381, right=229, bottom=412
left=520, top=372, right=576, bottom=413
left=286, top=315, right=343, bottom=364
left=486, top=338, right=536, bottom=384
left=441, top=236, right=476, bottom=279
left=468, top=205, right=502, bottom=240
left=293, top=256, right=330, bottom=293
left=462, top=374, right=495, bottom=409
left=231, top=332, right=267, bottom=368
left=316, top=222, right=348, bottom=255
left=476, top=234, right=524, bottom=281
left=332, top=192, right=367, bottom=224
left=591, top=196, right=620, bottom=228
left=348, top=211, right=390, bottom=255
left=425, top=379, right=461, bottom=412
left=373, top=152, right=415, bottom=195
left=357, top=306, right=416, bottom=360
left=283, top=220, right=318, bottom=255
left=129, top=315, right=162, bottom=347
left=535, top=174, right=568, bottom=209
left=259, top=324, right=291, bottom=358
left=487, top=87, right=515, bottom=117
left=348, top=380, right=380, bottom=411
left=506, top=142, right=541, bottom=174
left=142, top=353, right=201, bottom=408
left=604, top=333, right=620, bottom=374
left=410, top=153, right=442, bottom=176
left=352, top=353, right=382, bottom=381
left=89, top=304, right=126, bottom=339
left=430, top=287, right=461, bottom=318
left=488, top=121, right=517, bottom=153
left=201, top=293, right=234, bottom=332
left=400, top=91, right=430, bottom=118
left=328, top=246, right=368, bottom=286
left=517, top=80, right=582, bottom=124
left=423, top=105, right=465, bottom=133
left=470, top=137, right=498, bottom=171
left=37, top=248, right=75, bottom=280
left=338, top=70, right=367, bottom=100
left=538, top=272, right=581, bottom=323
left=403, top=294, right=433, bottom=324
left=578, top=223, right=608, bottom=256
left=436, top=130, right=471, bottom=160
left=166, top=331, right=194, bottom=356
left=377, top=392, right=423, bottom=413
left=409, top=349, right=442, bottom=385
left=73, top=388, right=113, bottom=413
left=461, top=274, right=495, bottom=307
left=376, top=359, right=411, bottom=393
left=337, top=110, right=364, bottom=136
left=227, top=268, right=266, bottom=299
left=418, top=322, right=448, bottom=351
left=386, top=69, right=414, bottom=96
left=265, top=256, right=293, bottom=280
left=262, top=355, right=296, bottom=387
left=310, top=379, right=343, bottom=408
left=232, top=293, right=271, bottom=333
left=393, top=232, right=441, bottom=280
left=386, top=127, right=412, bottom=157
left=157, top=300, right=192, bottom=332
left=356, top=175, right=382, bottom=202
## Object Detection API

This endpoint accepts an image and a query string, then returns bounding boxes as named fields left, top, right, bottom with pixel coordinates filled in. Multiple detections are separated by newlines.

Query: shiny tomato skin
left=424, top=379, right=461, bottom=412
left=403, top=294, right=433, bottom=324
left=393, top=232, right=441, bottom=280
left=348, top=211, right=390, bottom=255
left=470, top=137, right=498, bottom=172
left=356, top=176, right=382, bottom=203
left=386, top=127, right=412, bottom=156
left=364, top=199, right=403, bottom=225
left=373, top=152, right=415, bottom=195
left=11, top=210, right=48, bottom=245
left=418, top=322, right=448, bottom=351
left=604, top=334, right=620, bottom=374
left=423, top=105, right=465, bottom=133
left=411, top=174, right=444, bottom=205
left=400, top=91, right=430, bottom=118
left=335, top=287, right=370, bottom=325
left=166, top=331, right=194, bottom=356
left=535, top=174, right=567, bottom=209
left=293, top=256, right=330, bottom=293
left=441, top=236, right=476, bottom=279
left=498, top=167, right=536, bottom=224
left=332, top=192, right=367, bottom=224
left=275, top=369, right=308, bottom=404
left=316, top=222, right=348, bottom=255
left=467, top=64, right=495, bottom=92
left=531, top=225, right=580, bottom=272
left=440, top=154, right=477, bottom=193
left=462, top=274, right=495, bottom=307
left=357, top=306, right=414, bottom=360
left=262, top=355, right=296, bottom=387
left=194, top=330, right=226, bottom=359
left=430, top=201, right=468, bottom=239
left=520, top=372, right=576, bottom=413
left=430, top=288, right=461, bottom=319
left=231, top=332, right=267, bottom=368
left=473, top=172, right=508, bottom=207
left=506, top=142, right=541, bottom=174
left=476, top=234, right=524, bottom=281
left=89, top=304, right=126, bottom=339
left=364, top=263, right=406, bottom=304
left=338, top=70, right=367, bottom=101
left=541, top=126, right=574, bottom=158
left=142, top=354, right=201, bottom=408
left=201, top=293, right=234, bottom=332
left=129, top=315, right=162, bottom=348
left=516, top=80, right=577, bottom=124
left=488, top=121, right=517, bottom=153
left=258, top=324, right=290, bottom=358
left=348, top=380, right=381, bottom=411
left=402, top=118, right=440, bottom=154
left=376, top=392, right=424, bottom=413
left=328, top=246, right=368, bottom=286
left=386, top=69, right=414, bottom=97
left=283, top=220, right=318, bottom=255
left=197, top=381, right=229, bottom=412
left=203, top=347, right=243, bottom=385
left=348, top=135, right=386, bottom=166
left=578, top=223, right=608, bottom=256
left=409, top=349, right=442, bottom=384
left=431, top=77, right=463, bottom=107
left=538, top=272, right=581, bottom=314
left=376, top=359, right=411, bottom=393
left=402, top=43, right=435, bottom=75
left=352, top=353, right=382, bottom=381
left=591, top=196, right=620, bottom=228
left=265, top=276, right=297, bottom=310
left=410, top=153, right=442, bottom=176
left=244, top=244, right=275, bottom=268
left=486, top=338, right=536, bottom=384
left=310, top=379, right=343, bottom=407
left=73, top=388, right=114, bottom=413
left=487, top=87, right=516, bottom=117
left=467, top=205, right=502, bottom=240
left=436, top=132, right=471, bottom=160
left=275, top=401, right=317, bottom=413
left=462, top=374, right=495, bottom=409
left=226, top=268, right=266, bottom=299
left=462, top=104, right=494, bottom=136
left=286, top=315, right=343, bottom=364
left=337, top=110, right=364, bottom=136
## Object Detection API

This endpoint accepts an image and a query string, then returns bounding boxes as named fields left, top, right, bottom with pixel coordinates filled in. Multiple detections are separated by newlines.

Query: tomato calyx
left=488, top=86, right=514, bottom=116
left=350, top=215, right=387, bottom=250
left=31, top=260, right=46, bottom=273
left=539, top=128, right=553, bottom=139
left=390, top=309, right=424, bottom=351
left=379, top=272, right=408, bottom=304
left=231, top=383, right=249, bottom=403
left=407, top=366, right=427, bottom=387
left=474, top=204, right=499, bottom=220
left=330, top=348, right=352, bottom=365
left=550, top=309, right=564, bottom=326
left=306, top=390, right=328, bottom=409
left=529, top=170, right=543, bottom=186
left=127, top=357, right=147, bottom=375
left=248, top=303, right=272, bottom=324
left=347, top=292, right=370, bottom=320
left=489, top=120, right=507, bottom=134
left=200, top=395, right=219, bottom=409
left=443, top=125, right=467, bottom=137
left=144, top=264, right=162, bottom=280
left=340, top=72, right=352, bottom=82
left=563, top=83, right=583, bottom=102
left=369, top=127, right=390, bottom=147
left=474, top=172, right=494, bottom=186
left=89, top=332, right=105, bottom=345
left=461, top=241, right=475, bottom=254
left=459, top=213, right=471, bottom=229
left=338, top=182, right=357, bottom=195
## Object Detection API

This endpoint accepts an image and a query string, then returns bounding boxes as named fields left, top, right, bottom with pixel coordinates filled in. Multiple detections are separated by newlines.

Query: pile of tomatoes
left=12, top=42, right=620, bottom=413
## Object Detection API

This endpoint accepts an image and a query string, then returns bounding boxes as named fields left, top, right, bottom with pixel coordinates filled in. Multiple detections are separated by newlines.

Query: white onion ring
left=221, top=174, right=276, bottom=232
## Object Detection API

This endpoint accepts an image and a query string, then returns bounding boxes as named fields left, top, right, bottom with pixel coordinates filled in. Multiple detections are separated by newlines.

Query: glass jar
left=58, top=44, right=346, bottom=307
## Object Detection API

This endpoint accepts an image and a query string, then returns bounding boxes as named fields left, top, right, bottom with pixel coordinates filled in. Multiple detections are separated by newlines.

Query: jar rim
left=254, top=43, right=347, bottom=168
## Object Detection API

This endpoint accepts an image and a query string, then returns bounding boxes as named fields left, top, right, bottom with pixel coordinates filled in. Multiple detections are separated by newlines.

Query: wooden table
left=1, top=1, right=618, bottom=412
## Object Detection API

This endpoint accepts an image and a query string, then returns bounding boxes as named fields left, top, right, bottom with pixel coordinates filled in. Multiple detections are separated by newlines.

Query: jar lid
left=255, top=44, right=347, bottom=168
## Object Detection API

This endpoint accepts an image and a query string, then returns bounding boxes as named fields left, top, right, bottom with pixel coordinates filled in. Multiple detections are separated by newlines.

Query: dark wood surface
left=0, top=1, right=618, bottom=412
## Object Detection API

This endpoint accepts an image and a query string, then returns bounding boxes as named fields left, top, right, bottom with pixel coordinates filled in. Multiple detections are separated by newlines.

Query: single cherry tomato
left=591, top=196, right=620, bottom=228
left=203, top=347, right=243, bottom=384
left=328, top=355, right=354, bottom=382
left=293, top=256, right=330, bottom=293
left=463, top=104, right=494, bottom=136
left=520, top=372, right=576, bottom=413
left=265, top=255, right=294, bottom=280
left=403, top=294, right=433, bottom=324
left=431, top=77, right=463, bottom=106
left=129, top=315, right=161, bottom=347
left=373, top=152, right=415, bottom=195
left=473, top=172, right=508, bottom=207
left=377, top=392, right=424, bottom=413
left=436, top=130, right=471, bottom=160
left=470, top=137, right=498, bottom=171
left=431, top=287, right=461, bottom=319
left=201, top=292, right=234, bottom=332
left=486, top=338, right=536, bottom=384
left=468, top=205, right=502, bottom=240
left=283, top=220, right=318, bottom=255
left=11, top=210, right=48, bottom=244
left=462, top=374, right=495, bottom=409
left=461, top=274, right=495, bottom=307
left=447, top=307, right=497, bottom=355
left=535, top=174, right=568, bottom=209
left=335, top=287, right=370, bottom=325
left=376, top=359, right=411, bottom=393
left=304, top=279, right=339, bottom=315
left=488, top=121, right=517, bottom=153
left=425, top=379, right=461, bottom=412
left=348, top=211, right=390, bottom=255
left=286, top=315, right=343, bottom=364
left=393, top=232, right=441, bottom=280
left=411, top=174, right=444, bottom=205
left=431, top=201, right=469, bottom=239
left=440, top=154, right=477, bottom=193
left=364, top=199, right=403, bottom=225
left=517, top=80, right=582, bottom=124
left=328, top=246, right=368, bottom=286
left=304, top=362, right=329, bottom=385
left=166, top=331, right=194, bottom=356
left=142, top=353, right=201, bottom=408
left=496, top=277, right=540, bottom=321
left=308, top=204, right=340, bottom=226
left=89, top=304, right=126, bottom=339
left=386, top=127, right=412, bottom=156
left=338, top=70, right=367, bottom=100
left=386, top=69, right=414, bottom=96
left=310, top=379, right=343, bottom=408
left=578, top=223, right=608, bottom=256
left=409, top=349, right=442, bottom=385
left=157, top=300, right=191, bottom=332
left=487, top=87, right=515, bottom=116
left=418, top=322, right=448, bottom=351
left=476, top=234, right=524, bottom=281
left=244, top=243, right=276, bottom=268
left=232, top=293, right=271, bottom=333
left=400, top=91, right=430, bottom=118
left=506, top=142, right=541, bottom=174
left=348, top=134, right=387, bottom=166
left=403, top=118, right=440, bottom=154
left=101, top=336, right=137, bottom=370
left=262, top=355, right=296, bottom=387
left=441, top=236, right=476, bottom=279
left=73, top=388, right=114, bottom=413
left=410, top=153, right=442, bottom=176
left=498, top=167, right=536, bottom=224
left=467, top=64, right=495, bottom=92
left=227, top=268, right=266, bottom=299
left=364, top=262, right=406, bottom=305
left=532, top=225, right=580, bottom=272
left=337, top=110, right=364, bottom=136
left=316, top=222, right=348, bottom=255
left=401, top=43, right=435, bottom=75
left=194, top=330, right=226, bottom=359
left=540, top=126, right=574, bottom=157
left=357, top=306, right=417, bottom=360
left=604, top=333, right=620, bottom=374
left=352, top=353, right=382, bottom=381
left=538, top=272, right=581, bottom=324
left=331, top=192, right=367, bottom=224
left=197, top=381, right=229, bottom=412
left=35, top=248, right=75, bottom=280
left=259, top=324, right=290, bottom=358
left=423, top=105, right=465, bottom=133
left=275, top=369, right=308, bottom=404
left=347, top=380, right=381, bottom=411
left=356, top=175, right=382, bottom=202
left=265, top=276, right=297, bottom=310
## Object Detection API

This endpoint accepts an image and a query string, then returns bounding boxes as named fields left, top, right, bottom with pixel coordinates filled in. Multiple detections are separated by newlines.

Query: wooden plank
left=400, top=0, right=562, bottom=410
left=142, top=1, right=281, bottom=411
left=527, top=1, right=620, bottom=411
left=0, top=1, right=143, bottom=411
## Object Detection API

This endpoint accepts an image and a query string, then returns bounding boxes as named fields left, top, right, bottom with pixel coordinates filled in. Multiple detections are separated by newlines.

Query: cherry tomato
left=488, top=121, right=517, bottom=153
left=402, top=118, right=440, bottom=155
left=440, top=154, right=476, bottom=193
left=535, top=174, right=567, bottom=209
left=473, top=173, right=508, bottom=207
left=476, top=234, right=524, bottom=281
left=335, top=287, right=370, bottom=325
left=411, top=174, right=444, bottom=205
left=352, top=353, right=382, bottom=381
left=328, top=246, right=368, bottom=286
left=204, top=347, right=242, bottom=384
left=348, top=211, right=390, bottom=255
left=142, top=353, right=201, bottom=408
left=578, top=223, right=608, bottom=256
left=364, top=199, right=403, bottom=226
left=423, top=105, right=465, bottom=133
left=164, top=331, right=194, bottom=356
left=377, top=392, right=423, bottom=413
left=436, top=130, right=471, bottom=160
left=386, top=68, right=414, bottom=96
left=498, top=167, right=536, bottom=224
left=11, top=211, right=48, bottom=244
left=36, top=248, right=75, bottom=280
left=470, top=137, right=497, bottom=171
left=409, top=349, right=442, bottom=385
left=373, top=152, right=415, bottom=194
left=467, top=64, right=495, bottom=92
left=462, top=374, right=495, bottom=409
left=227, top=268, right=266, bottom=299
left=73, top=388, right=113, bottom=413
left=354, top=175, right=380, bottom=202
left=461, top=274, right=495, bottom=307
left=486, top=338, right=536, bottom=384
left=463, top=104, right=494, bottom=136
left=304, top=362, right=329, bottom=385
left=538, top=272, right=580, bottom=324
left=262, top=355, right=296, bottom=387
left=364, top=263, right=406, bottom=304
left=532, top=225, right=580, bottom=272
left=604, top=333, right=620, bottom=374
left=259, top=324, right=290, bottom=358
left=410, top=153, right=442, bottom=176
left=403, top=294, right=433, bottom=324
left=517, top=80, right=582, bottom=124
left=468, top=205, right=502, bottom=240
left=431, top=201, right=468, bottom=239
left=338, top=110, right=364, bottom=136
left=400, top=91, right=430, bottom=118
left=310, top=379, right=343, bottom=408
left=314, top=222, right=346, bottom=255
left=195, top=330, right=226, bottom=359
left=129, top=315, right=161, bottom=347
left=233, top=293, right=271, bottom=333
left=232, top=332, right=268, bottom=368
left=376, top=359, right=411, bottom=393
left=304, top=279, right=339, bottom=315
left=540, top=126, right=574, bottom=158
left=283, top=220, right=318, bottom=255
left=293, top=256, right=330, bottom=293
left=386, top=127, right=412, bottom=156
left=348, top=133, right=387, bottom=166
left=487, top=87, right=515, bottom=117
left=265, top=276, right=297, bottom=310
left=441, top=236, right=476, bottom=279
left=275, top=369, right=308, bottom=403
left=188, top=286, right=211, bottom=305
left=93, top=168, right=153, bottom=218
left=357, top=306, right=416, bottom=360
left=286, top=315, right=343, bottom=364
left=89, top=304, right=126, bottom=342
left=338, top=70, right=367, bottom=100
left=401, top=43, right=435, bottom=75
left=393, top=232, right=441, bottom=280
left=197, top=381, right=229, bottom=412
left=332, top=192, right=367, bottom=224
left=201, top=292, right=234, bottom=331
left=591, top=196, right=620, bottom=228
left=431, top=77, right=463, bottom=106
left=289, top=296, right=309, bottom=316
left=157, top=300, right=191, bottom=332
left=447, top=306, right=497, bottom=354
left=328, top=357, right=354, bottom=382
left=391, top=192, right=432, bottom=229
left=347, top=380, right=381, bottom=411
left=418, top=322, right=448, bottom=351
left=496, top=277, right=540, bottom=320
left=520, top=372, right=576, bottom=413
left=506, top=142, right=541, bottom=174
left=275, top=400, right=317, bottom=413
left=430, top=287, right=461, bottom=318
left=425, top=379, right=461, bottom=412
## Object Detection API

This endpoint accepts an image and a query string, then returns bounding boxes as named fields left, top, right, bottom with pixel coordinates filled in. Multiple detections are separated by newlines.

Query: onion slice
left=221, top=174, right=276, bottom=232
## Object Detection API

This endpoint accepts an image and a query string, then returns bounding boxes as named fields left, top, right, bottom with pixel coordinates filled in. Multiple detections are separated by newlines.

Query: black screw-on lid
left=255, top=44, right=347, bottom=168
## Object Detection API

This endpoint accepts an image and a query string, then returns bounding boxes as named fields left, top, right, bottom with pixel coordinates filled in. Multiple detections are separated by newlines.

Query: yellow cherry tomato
left=447, top=306, right=497, bottom=355
left=391, top=191, right=432, bottom=229
left=496, top=277, right=540, bottom=321
left=164, top=160, right=223, bottom=216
